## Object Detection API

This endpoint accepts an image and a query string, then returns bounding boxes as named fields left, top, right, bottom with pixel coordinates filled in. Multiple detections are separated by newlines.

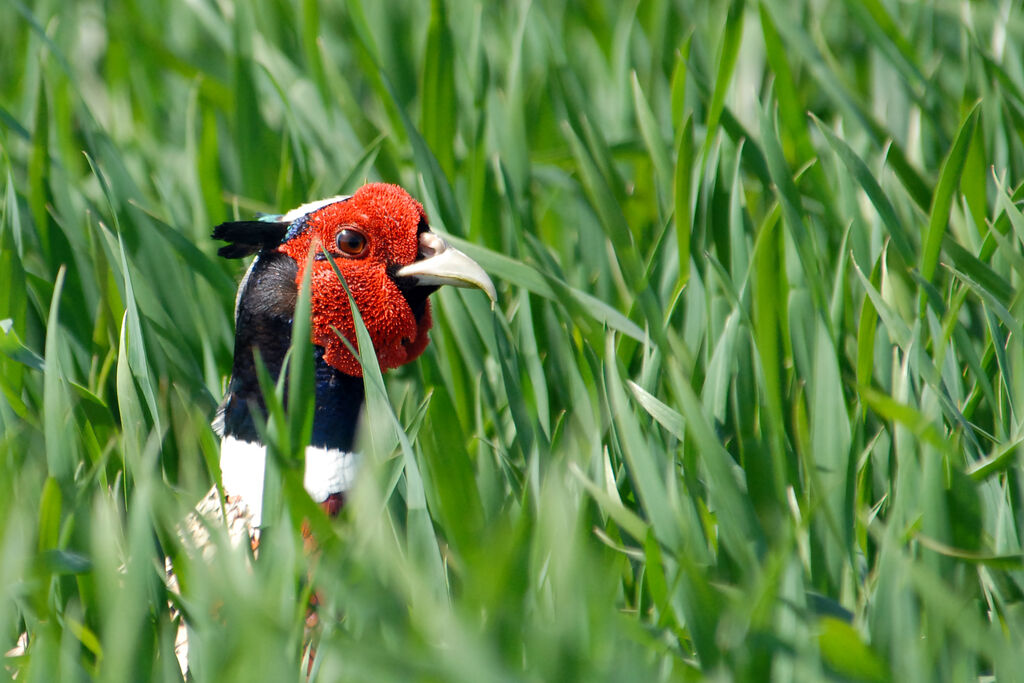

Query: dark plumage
left=213, top=251, right=364, bottom=451
left=211, top=219, right=289, bottom=258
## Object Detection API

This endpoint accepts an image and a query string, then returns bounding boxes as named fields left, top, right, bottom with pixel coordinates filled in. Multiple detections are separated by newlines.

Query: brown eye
left=335, top=228, right=367, bottom=257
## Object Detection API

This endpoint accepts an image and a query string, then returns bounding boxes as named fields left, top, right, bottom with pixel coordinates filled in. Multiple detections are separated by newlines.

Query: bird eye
left=335, top=228, right=367, bottom=257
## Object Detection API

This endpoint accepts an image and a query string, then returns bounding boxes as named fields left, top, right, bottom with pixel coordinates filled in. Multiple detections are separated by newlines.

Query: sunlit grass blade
left=673, top=115, right=694, bottom=294
left=43, top=266, right=76, bottom=485
left=920, top=102, right=980, bottom=285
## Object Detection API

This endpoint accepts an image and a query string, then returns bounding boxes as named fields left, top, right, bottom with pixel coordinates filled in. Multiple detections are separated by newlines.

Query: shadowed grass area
left=3, top=0, right=1024, bottom=680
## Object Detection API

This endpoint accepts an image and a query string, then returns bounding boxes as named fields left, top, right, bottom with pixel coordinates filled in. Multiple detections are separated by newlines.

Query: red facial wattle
left=277, top=183, right=432, bottom=377
left=305, top=260, right=433, bottom=376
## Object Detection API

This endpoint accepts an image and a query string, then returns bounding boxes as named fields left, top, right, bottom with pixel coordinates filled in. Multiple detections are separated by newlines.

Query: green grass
left=2, top=0, right=1024, bottom=680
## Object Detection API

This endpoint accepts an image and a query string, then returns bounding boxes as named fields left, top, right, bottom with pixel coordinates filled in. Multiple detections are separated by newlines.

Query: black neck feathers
left=216, top=251, right=364, bottom=451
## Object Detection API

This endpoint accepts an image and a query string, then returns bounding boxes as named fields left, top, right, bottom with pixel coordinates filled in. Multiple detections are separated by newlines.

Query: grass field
left=3, top=0, right=1024, bottom=680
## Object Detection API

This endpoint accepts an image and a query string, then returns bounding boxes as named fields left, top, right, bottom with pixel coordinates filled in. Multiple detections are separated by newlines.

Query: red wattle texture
left=278, top=183, right=433, bottom=377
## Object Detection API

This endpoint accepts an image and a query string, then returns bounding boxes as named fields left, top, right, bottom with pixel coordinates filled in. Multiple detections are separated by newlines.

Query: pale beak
left=396, top=232, right=497, bottom=305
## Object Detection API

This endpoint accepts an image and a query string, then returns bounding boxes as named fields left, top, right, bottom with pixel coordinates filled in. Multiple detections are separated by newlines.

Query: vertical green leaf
left=421, top=0, right=457, bottom=179
left=701, top=0, right=744, bottom=165
left=43, top=267, right=75, bottom=485
left=920, top=103, right=980, bottom=284
left=809, top=317, right=853, bottom=583
left=631, top=72, right=672, bottom=215
left=673, top=115, right=694, bottom=292
left=36, top=476, right=62, bottom=552
left=286, top=250, right=314, bottom=455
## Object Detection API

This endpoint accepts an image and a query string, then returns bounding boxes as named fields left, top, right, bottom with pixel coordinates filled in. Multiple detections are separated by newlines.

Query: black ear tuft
left=211, top=220, right=289, bottom=259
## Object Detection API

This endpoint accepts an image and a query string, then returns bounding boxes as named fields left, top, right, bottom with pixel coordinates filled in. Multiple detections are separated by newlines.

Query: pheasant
left=173, top=183, right=494, bottom=671
left=207, top=181, right=494, bottom=536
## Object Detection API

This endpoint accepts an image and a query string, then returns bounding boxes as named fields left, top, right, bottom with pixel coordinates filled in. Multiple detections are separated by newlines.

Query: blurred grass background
left=3, top=0, right=1024, bottom=680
